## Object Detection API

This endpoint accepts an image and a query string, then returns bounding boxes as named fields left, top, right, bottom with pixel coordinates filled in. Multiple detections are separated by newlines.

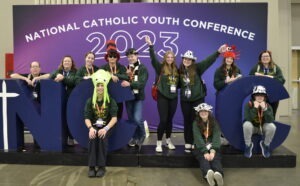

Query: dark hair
left=125, top=48, right=138, bottom=56
left=85, top=51, right=95, bottom=59
left=258, top=50, right=275, bottom=69
left=58, top=55, right=77, bottom=71
left=195, top=112, right=216, bottom=137
left=179, top=62, right=196, bottom=84
left=219, top=57, right=238, bottom=77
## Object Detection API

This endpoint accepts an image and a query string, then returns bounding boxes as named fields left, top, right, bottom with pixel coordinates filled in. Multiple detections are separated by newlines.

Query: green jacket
left=50, top=69, right=77, bottom=97
left=100, top=62, right=129, bottom=81
left=249, top=64, right=285, bottom=84
left=84, top=97, right=118, bottom=125
left=128, top=62, right=149, bottom=100
left=243, top=100, right=274, bottom=127
left=149, top=45, right=179, bottom=99
left=193, top=118, right=221, bottom=154
left=180, top=51, right=220, bottom=102
left=214, top=66, right=242, bottom=91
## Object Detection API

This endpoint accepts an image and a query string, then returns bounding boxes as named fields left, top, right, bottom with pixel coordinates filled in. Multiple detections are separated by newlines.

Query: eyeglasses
left=108, top=55, right=117, bottom=58
left=261, top=55, right=270, bottom=58
left=31, top=66, right=40, bottom=69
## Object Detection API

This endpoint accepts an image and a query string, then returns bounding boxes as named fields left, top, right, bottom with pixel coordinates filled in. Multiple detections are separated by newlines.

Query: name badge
left=94, top=118, right=104, bottom=128
left=206, top=143, right=212, bottom=150
left=32, top=91, right=38, bottom=99
left=170, top=84, right=177, bottom=93
left=185, top=89, right=191, bottom=98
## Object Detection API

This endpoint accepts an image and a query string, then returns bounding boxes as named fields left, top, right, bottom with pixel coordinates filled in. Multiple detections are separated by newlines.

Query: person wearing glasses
left=100, top=40, right=129, bottom=119
left=10, top=61, right=50, bottom=149
left=249, top=50, right=285, bottom=117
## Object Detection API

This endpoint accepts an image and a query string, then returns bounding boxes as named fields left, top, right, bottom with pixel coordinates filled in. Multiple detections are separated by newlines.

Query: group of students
left=145, top=36, right=285, bottom=186
left=10, top=38, right=285, bottom=184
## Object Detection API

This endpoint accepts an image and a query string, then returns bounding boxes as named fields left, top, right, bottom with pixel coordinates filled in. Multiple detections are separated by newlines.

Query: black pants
left=117, top=102, right=123, bottom=119
left=156, top=91, right=178, bottom=140
left=194, top=150, right=224, bottom=177
left=181, top=98, right=204, bottom=144
left=269, top=101, right=279, bottom=118
left=88, top=128, right=112, bottom=167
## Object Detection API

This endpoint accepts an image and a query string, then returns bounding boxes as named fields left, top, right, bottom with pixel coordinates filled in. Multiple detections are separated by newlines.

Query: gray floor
left=0, top=110, right=299, bottom=186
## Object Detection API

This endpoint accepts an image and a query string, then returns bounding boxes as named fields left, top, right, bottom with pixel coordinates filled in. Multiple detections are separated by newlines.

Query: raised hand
left=218, top=44, right=228, bottom=53
left=145, top=35, right=152, bottom=45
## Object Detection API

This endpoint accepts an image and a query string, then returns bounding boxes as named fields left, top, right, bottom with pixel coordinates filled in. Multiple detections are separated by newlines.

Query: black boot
left=96, top=167, right=106, bottom=178
left=88, top=167, right=96, bottom=177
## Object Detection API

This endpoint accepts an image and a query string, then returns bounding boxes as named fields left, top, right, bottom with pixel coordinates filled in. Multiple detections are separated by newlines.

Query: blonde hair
left=161, top=50, right=178, bottom=76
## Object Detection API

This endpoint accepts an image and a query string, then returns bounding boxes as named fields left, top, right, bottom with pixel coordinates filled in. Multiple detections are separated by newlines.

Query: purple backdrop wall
left=13, top=3, right=267, bottom=130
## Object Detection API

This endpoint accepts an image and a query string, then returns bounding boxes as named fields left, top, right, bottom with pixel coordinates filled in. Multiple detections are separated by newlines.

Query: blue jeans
left=125, top=100, right=145, bottom=140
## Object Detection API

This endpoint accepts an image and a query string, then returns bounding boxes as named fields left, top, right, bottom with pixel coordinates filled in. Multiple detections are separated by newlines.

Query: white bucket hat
left=252, top=85, right=267, bottom=95
left=181, top=50, right=197, bottom=61
left=194, top=103, right=213, bottom=112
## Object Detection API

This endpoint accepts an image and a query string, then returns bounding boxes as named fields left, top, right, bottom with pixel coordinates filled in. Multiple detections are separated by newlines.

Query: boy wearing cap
left=121, top=48, right=149, bottom=149
left=84, top=69, right=118, bottom=178
left=243, top=85, right=276, bottom=158
left=193, top=103, right=224, bottom=186
left=179, top=44, right=227, bottom=153
left=100, top=40, right=129, bottom=119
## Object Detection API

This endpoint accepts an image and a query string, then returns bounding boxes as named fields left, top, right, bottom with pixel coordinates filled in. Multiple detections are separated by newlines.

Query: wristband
left=104, top=126, right=110, bottom=132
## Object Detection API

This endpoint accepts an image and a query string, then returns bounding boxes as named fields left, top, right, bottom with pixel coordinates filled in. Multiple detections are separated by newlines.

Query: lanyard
left=110, top=65, right=117, bottom=74
left=96, top=103, right=104, bottom=116
left=263, top=68, right=269, bottom=75
left=258, top=106, right=264, bottom=132
left=204, top=121, right=209, bottom=143
left=85, top=66, right=94, bottom=76
left=63, top=71, right=69, bottom=77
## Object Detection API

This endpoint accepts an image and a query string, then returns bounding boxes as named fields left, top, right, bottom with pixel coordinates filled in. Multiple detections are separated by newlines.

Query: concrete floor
left=0, top=110, right=299, bottom=186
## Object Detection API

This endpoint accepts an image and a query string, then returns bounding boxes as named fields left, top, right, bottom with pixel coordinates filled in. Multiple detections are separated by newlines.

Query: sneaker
left=244, top=142, right=253, bottom=158
left=88, top=167, right=96, bottom=178
left=166, top=138, right=176, bottom=150
left=96, top=167, right=106, bottom=178
left=67, top=138, right=74, bottom=146
left=128, top=138, right=137, bottom=147
left=221, top=136, right=229, bottom=146
left=214, top=172, right=224, bottom=186
left=260, top=140, right=271, bottom=158
left=185, top=144, right=192, bottom=153
left=206, top=169, right=215, bottom=186
left=155, top=141, right=163, bottom=153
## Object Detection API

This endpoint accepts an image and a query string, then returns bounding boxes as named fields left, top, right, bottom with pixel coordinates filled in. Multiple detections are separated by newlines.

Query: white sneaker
left=166, top=138, right=176, bottom=150
left=67, top=138, right=74, bottom=146
left=155, top=141, right=162, bottom=153
left=185, top=144, right=192, bottom=153
left=214, top=171, right=223, bottom=186
left=221, top=136, right=229, bottom=146
left=206, top=169, right=215, bottom=186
